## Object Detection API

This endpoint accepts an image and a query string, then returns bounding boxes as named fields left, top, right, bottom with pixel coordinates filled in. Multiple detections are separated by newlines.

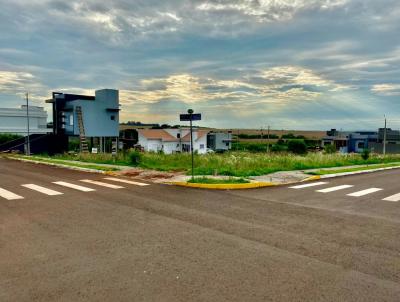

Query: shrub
left=361, top=149, right=370, bottom=161
left=288, top=140, right=307, bottom=155
left=128, top=149, right=142, bottom=165
left=324, top=144, right=336, bottom=154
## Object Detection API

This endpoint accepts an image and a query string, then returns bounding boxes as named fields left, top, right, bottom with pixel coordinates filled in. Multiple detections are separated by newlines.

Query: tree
left=288, top=140, right=307, bottom=155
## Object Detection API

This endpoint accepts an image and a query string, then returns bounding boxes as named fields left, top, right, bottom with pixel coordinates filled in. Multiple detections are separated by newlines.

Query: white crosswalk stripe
left=103, top=177, right=149, bottom=186
left=290, top=182, right=328, bottom=189
left=53, top=181, right=95, bottom=192
left=0, top=187, right=24, bottom=200
left=382, top=193, right=400, bottom=202
left=80, top=179, right=124, bottom=189
left=317, top=185, right=354, bottom=193
left=22, top=184, right=63, bottom=196
left=347, top=188, right=383, bottom=197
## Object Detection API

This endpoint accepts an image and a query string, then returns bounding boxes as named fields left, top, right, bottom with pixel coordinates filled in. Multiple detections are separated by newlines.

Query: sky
left=0, top=0, right=399, bottom=130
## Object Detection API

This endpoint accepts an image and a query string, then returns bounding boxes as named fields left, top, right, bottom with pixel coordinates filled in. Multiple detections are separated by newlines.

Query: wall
left=63, top=89, right=119, bottom=137
left=369, top=142, right=400, bottom=154
left=0, top=106, right=49, bottom=135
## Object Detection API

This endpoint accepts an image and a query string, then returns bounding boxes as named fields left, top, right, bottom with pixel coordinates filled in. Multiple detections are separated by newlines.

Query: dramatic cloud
left=371, top=84, right=400, bottom=96
left=0, top=0, right=399, bottom=129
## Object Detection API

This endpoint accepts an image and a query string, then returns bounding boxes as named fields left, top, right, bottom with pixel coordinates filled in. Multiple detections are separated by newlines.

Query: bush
left=287, top=140, right=307, bottom=155
left=361, top=149, right=370, bottom=161
left=324, top=144, right=336, bottom=154
left=0, top=134, right=22, bottom=145
left=128, top=149, right=142, bottom=165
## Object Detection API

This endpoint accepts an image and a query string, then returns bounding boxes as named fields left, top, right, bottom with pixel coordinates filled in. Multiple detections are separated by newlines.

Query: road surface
left=1, top=158, right=400, bottom=301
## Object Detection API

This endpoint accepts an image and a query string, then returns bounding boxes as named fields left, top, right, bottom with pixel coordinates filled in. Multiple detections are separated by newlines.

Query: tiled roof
left=138, top=129, right=178, bottom=142
left=181, top=130, right=209, bottom=142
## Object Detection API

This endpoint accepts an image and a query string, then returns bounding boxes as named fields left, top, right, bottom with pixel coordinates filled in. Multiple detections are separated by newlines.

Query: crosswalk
left=290, top=182, right=400, bottom=202
left=0, top=178, right=150, bottom=201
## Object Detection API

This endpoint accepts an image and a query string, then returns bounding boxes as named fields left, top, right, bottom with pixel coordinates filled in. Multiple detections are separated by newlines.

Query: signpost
left=180, top=109, right=202, bottom=179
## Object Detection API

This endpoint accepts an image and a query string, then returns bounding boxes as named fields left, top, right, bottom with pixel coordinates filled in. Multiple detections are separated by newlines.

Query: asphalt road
left=1, top=157, right=400, bottom=302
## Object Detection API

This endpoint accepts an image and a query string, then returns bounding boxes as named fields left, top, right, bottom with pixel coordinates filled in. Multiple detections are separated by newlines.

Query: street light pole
left=26, top=92, right=31, bottom=156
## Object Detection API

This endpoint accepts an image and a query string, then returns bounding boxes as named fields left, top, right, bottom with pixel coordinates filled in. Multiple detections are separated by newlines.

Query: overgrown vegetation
left=34, top=151, right=400, bottom=177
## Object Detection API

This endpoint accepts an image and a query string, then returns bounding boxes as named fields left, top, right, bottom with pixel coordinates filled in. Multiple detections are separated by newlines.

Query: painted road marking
left=103, top=177, right=149, bottom=186
left=382, top=193, right=400, bottom=202
left=290, top=182, right=328, bottom=189
left=53, top=181, right=96, bottom=192
left=22, top=184, right=63, bottom=196
left=0, top=187, right=24, bottom=200
left=347, top=188, right=383, bottom=197
left=80, top=179, right=124, bottom=189
left=317, top=185, right=354, bottom=193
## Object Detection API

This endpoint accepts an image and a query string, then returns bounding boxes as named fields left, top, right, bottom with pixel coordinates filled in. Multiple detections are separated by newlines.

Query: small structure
left=207, top=131, right=232, bottom=152
left=46, top=89, right=120, bottom=153
left=0, top=106, right=49, bottom=135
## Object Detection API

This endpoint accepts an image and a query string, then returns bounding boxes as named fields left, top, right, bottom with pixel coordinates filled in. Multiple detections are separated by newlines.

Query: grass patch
left=188, top=177, right=250, bottom=184
left=308, top=163, right=400, bottom=175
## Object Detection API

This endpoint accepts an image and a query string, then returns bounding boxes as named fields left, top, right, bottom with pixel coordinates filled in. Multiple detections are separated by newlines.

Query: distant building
left=137, top=129, right=233, bottom=154
left=321, top=128, right=400, bottom=154
left=0, top=106, right=49, bottom=135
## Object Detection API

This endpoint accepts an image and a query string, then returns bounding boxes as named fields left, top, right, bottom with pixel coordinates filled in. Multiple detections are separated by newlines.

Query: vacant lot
left=35, top=152, right=400, bottom=177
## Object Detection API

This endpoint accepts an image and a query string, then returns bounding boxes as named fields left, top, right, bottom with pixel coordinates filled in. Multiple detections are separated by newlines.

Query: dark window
left=111, top=115, right=115, bottom=121
left=177, top=133, right=181, bottom=138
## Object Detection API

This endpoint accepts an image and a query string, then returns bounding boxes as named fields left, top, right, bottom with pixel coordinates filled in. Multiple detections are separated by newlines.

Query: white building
left=0, top=106, right=49, bottom=135
left=138, top=128, right=209, bottom=154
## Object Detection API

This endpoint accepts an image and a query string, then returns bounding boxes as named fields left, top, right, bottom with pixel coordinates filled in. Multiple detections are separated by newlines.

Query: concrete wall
left=0, top=106, right=49, bottom=135
left=369, top=142, right=400, bottom=154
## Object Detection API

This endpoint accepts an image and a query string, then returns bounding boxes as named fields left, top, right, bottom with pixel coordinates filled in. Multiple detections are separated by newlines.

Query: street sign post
left=180, top=109, right=202, bottom=179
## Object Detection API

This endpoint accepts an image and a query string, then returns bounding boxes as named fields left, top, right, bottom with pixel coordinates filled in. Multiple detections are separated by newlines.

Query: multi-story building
left=0, top=105, right=49, bottom=135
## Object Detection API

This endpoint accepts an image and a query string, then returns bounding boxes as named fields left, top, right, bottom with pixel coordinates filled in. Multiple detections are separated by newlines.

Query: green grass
left=24, top=151, right=400, bottom=177
left=14, top=155, right=119, bottom=172
left=188, top=177, right=250, bottom=184
left=308, top=163, right=400, bottom=175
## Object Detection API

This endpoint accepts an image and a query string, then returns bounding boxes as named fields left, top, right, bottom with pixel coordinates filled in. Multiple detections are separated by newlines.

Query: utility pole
left=25, top=92, right=31, bottom=156
left=267, top=125, right=270, bottom=153
left=383, top=115, right=387, bottom=156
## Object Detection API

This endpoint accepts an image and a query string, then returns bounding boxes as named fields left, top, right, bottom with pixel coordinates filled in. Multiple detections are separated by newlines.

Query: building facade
left=0, top=106, right=49, bottom=135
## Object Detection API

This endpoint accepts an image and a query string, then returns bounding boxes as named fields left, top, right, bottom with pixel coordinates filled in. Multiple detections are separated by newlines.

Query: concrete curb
left=304, top=165, right=400, bottom=181
left=168, top=181, right=276, bottom=190
left=4, top=156, right=119, bottom=175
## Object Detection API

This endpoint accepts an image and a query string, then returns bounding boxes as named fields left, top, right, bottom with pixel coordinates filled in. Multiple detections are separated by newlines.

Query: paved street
left=1, top=158, right=400, bottom=301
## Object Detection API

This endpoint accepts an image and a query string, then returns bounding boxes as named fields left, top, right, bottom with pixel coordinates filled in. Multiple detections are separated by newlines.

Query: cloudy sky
left=0, top=0, right=399, bottom=130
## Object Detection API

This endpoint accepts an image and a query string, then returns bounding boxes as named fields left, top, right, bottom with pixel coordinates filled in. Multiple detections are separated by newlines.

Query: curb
left=306, top=165, right=400, bottom=180
left=4, top=156, right=118, bottom=175
left=168, top=181, right=276, bottom=190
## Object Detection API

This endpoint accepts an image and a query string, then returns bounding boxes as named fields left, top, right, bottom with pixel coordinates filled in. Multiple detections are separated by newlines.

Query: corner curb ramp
left=168, top=181, right=276, bottom=190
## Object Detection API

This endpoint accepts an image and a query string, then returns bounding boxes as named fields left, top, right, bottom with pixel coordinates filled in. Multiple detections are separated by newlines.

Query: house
left=0, top=106, right=49, bottom=135
left=46, top=89, right=120, bottom=152
left=137, top=128, right=209, bottom=154
left=322, top=129, right=379, bottom=153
